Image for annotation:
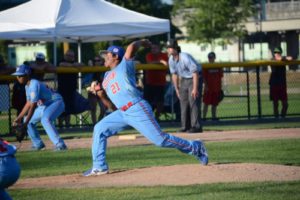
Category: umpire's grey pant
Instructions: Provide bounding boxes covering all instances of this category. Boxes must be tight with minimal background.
[179,77,203,129]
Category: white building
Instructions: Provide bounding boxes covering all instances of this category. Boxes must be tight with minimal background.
[172,0,300,66]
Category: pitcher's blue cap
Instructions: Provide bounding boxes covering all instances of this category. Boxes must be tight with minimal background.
[101,45,125,59]
[11,64,31,76]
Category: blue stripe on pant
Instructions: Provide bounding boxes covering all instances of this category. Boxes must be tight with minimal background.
[92,99,198,170]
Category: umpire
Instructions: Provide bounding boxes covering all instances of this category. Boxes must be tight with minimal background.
[167,39,203,133]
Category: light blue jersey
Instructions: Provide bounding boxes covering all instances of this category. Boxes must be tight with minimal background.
[89,55,208,172]
[169,52,202,78]
[102,58,142,108]
[25,79,66,150]
[25,79,62,106]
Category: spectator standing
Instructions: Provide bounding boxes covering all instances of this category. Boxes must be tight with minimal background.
[202,52,223,121]
[167,39,203,133]
[269,47,292,118]
[144,43,168,120]
[11,64,67,150]
[82,56,104,87]
[57,49,89,127]
[30,52,55,81]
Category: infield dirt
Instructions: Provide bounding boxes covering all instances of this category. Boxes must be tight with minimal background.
[12,128,300,188]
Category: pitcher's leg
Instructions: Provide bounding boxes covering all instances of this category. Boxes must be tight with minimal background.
[41,100,66,148]
[130,101,198,155]
[92,110,127,170]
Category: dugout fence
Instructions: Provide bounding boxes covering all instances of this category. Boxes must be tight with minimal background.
[0,60,299,135]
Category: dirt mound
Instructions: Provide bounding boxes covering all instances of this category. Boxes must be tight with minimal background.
[11,128,300,189]
[13,163,300,189]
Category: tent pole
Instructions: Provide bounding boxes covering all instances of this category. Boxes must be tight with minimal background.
[53,37,58,89]
[77,39,83,126]
[167,32,175,121]
[53,37,57,66]
[77,39,82,94]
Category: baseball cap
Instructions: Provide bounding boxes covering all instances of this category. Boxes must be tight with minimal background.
[166,39,179,49]
[100,45,125,59]
[11,64,32,76]
[273,47,282,54]
[208,52,216,59]
[35,52,45,60]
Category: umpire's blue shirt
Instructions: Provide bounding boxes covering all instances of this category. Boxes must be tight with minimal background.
[168,52,202,78]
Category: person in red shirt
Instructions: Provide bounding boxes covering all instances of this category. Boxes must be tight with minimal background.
[144,43,168,120]
[202,52,223,121]
[269,47,292,118]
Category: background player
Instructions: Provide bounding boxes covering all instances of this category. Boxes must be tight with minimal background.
[83,39,208,177]
[269,47,292,118]
[144,43,168,120]
[202,52,223,121]
[12,64,67,151]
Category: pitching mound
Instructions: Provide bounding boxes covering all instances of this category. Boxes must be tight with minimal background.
[13,163,300,189]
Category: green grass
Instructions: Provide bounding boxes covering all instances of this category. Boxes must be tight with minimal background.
[16,138,300,178]
[9,181,300,200]
[215,93,300,118]
[6,134,300,199]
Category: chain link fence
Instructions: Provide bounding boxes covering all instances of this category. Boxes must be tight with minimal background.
[1,63,299,135]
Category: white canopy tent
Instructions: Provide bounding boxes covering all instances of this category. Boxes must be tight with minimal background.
[0,0,173,122]
[0,0,170,64]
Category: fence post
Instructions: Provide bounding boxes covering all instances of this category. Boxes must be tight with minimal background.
[8,86,12,134]
[256,66,262,118]
[246,71,251,119]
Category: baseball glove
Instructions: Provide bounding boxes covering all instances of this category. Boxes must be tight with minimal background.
[12,124,27,143]
[86,81,101,94]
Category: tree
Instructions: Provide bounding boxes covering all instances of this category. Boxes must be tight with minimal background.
[95,0,178,63]
[173,0,255,47]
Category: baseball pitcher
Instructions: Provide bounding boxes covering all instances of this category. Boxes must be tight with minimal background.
[83,39,209,176]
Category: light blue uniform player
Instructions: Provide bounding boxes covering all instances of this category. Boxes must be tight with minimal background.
[0,139,21,200]
[83,39,208,176]
[12,64,67,150]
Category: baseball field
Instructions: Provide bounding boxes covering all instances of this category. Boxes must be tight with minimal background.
[6,124,300,200]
